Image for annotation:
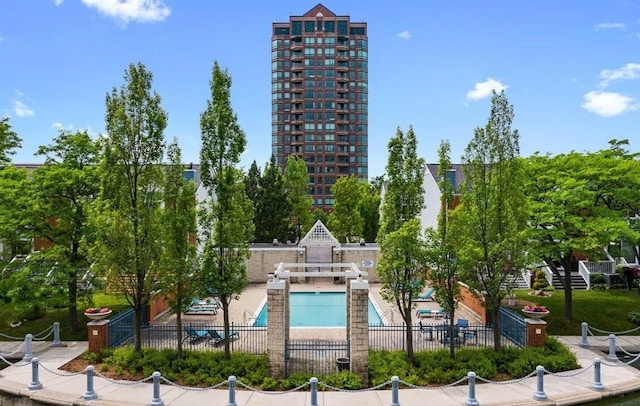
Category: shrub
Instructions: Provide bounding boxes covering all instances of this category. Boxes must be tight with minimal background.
[321,371,362,390]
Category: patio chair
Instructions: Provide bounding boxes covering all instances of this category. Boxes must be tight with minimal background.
[441,325,462,345]
[413,288,435,301]
[457,318,477,343]
[183,327,210,343]
[206,329,239,346]
[418,321,433,341]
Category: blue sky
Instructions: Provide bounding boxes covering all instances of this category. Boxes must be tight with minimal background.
[1,1,639,178]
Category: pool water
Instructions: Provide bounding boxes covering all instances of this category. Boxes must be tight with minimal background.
[253,292,383,327]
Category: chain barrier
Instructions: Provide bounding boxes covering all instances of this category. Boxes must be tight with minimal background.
[0,340,25,359]
[236,379,310,394]
[398,376,468,389]
[617,345,640,358]
[159,376,229,391]
[32,325,54,341]
[318,380,391,392]
[588,324,640,336]
[543,364,593,378]
[476,369,537,385]
[93,369,154,385]
[39,362,85,377]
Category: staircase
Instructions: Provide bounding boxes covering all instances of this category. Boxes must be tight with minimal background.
[551,271,588,290]
[502,273,529,290]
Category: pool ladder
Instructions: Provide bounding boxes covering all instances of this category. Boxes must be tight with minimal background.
[243,309,258,325]
[379,308,395,323]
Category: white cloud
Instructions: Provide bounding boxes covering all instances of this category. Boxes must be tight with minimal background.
[53,0,64,6]
[14,100,34,117]
[81,0,170,25]
[599,63,640,87]
[581,91,638,117]
[594,22,625,31]
[397,30,411,40]
[466,78,508,101]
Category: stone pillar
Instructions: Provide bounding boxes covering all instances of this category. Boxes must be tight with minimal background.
[525,319,547,347]
[348,279,369,382]
[87,319,109,354]
[267,279,289,378]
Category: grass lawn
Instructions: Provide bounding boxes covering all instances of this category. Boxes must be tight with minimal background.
[0,292,130,341]
[511,288,640,336]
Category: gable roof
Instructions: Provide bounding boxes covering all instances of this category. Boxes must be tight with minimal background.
[303,3,337,18]
[298,220,340,247]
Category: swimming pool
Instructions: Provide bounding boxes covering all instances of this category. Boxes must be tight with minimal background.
[253,292,384,327]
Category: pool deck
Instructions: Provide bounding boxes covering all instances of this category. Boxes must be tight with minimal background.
[162,281,474,340]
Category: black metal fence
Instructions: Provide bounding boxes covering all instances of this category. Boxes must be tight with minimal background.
[369,321,522,351]
[114,322,267,354]
[285,340,350,376]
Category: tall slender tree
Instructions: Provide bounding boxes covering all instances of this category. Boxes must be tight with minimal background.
[457,90,527,351]
[159,139,196,358]
[30,130,101,332]
[255,157,290,242]
[0,117,21,168]
[89,62,167,352]
[424,140,463,359]
[328,175,365,242]
[284,155,312,243]
[199,61,254,359]
[376,125,425,363]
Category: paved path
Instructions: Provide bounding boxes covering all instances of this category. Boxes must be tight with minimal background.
[1,336,640,405]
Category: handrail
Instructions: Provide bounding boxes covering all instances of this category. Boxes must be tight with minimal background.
[578,261,591,290]
[379,308,395,323]
[243,309,258,325]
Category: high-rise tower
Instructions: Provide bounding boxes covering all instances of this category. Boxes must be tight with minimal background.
[271,3,368,210]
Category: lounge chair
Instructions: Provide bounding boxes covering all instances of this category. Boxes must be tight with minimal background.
[206,329,239,345]
[413,288,435,301]
[183,327,210,343]
[185,297,218,315]
[415,308,444,318]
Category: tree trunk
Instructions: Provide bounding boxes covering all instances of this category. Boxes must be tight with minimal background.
[492,306,502,351]
[448,309,456,359]
[134,302,143,353]
[222,295,231,360]
[67,274,79,332]
[176,313,183,358]
[404,310,414,363]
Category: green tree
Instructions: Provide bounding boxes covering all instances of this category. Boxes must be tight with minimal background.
[377,126,426,363]
[30,130,101,332]
[523,147,639,320]
[377,218,427,363]
[424,140,462,359]
[245,160,261,210]
[457,90,527,350]
[328,175,365,243]
[0,117,21,168]
[199,61,254,359]
[0,166,30,262]
[158,139,196,358]
[311,208,329,226]
[89,62,167,352]
[0,117,28,262]
[284,155,312,243]
[360,180,381,242]
[255,157,289,243]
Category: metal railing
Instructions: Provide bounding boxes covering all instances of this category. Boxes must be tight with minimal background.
[578,261,592,290]
[581,260,616,275]
[285,340,349,376]
[498,307,527,348]
[369,321,519,352]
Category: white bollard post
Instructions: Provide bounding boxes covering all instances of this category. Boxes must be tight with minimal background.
[591,358,604,391]
[149,371,164,406]
[28,357,43,390]
[466,371,479,406]
[51,322,62,347]
[533,365,547,401]
[607,334,618,361]
[22,334,34,362]
[83,365,98,400]
[227,375,237,406]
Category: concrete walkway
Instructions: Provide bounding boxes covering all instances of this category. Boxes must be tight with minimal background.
[1,336,640,405]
